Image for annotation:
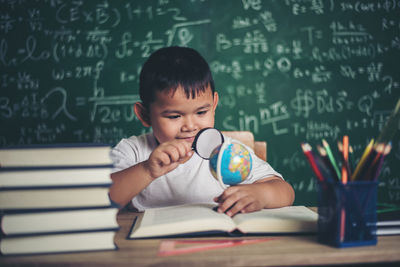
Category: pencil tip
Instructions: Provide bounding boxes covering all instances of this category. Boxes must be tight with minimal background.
[301,142,312,151]
[337,141,343,151]
[375,143,385,153]
[384,143,392,155]
[317,145,326,155]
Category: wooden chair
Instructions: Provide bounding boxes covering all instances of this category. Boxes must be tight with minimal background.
[221,131,267,161]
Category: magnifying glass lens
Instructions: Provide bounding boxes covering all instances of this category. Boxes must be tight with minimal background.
[192,128,224,159]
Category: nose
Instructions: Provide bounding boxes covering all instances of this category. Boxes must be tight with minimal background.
[182,115,197,132]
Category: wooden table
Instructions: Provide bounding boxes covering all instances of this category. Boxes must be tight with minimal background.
[1,210,400,266]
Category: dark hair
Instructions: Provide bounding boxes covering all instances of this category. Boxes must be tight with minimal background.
[139,46,215,109]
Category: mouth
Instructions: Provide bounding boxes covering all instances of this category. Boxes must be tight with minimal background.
[178,136,195,142]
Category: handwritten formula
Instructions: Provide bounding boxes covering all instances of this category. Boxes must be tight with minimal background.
[1,0,399,205]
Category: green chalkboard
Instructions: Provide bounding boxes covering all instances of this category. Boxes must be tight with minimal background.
[1,0,399,206]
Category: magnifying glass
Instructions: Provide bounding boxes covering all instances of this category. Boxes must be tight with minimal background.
[192,128,224,160]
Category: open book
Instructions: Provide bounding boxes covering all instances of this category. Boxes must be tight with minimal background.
[128,203,318,239]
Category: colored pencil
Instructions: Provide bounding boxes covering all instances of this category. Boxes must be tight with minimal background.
[356,143,381,181]
[341,136,349,184]
[322,139,341,180]
[363,143,385,181]
[340,206,346,243]
[301,143,324,182]
[337,141,351,183]
[372,143,392,181]
[351,139,374,181]
[348,145,355,175]
[316,145,339,181]
[339,136,350,243]
[376,98,400,144]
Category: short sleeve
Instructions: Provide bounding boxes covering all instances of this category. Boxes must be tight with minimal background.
[110,138,139,173]
[109,134,155,173]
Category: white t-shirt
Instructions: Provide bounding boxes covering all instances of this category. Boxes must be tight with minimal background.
[110,132,282,211]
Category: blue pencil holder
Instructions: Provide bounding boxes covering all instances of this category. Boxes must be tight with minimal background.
[317,181,378,248]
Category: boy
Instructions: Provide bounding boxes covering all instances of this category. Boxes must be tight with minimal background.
[109,46,294,217]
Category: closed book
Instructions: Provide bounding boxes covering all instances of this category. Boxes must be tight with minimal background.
[0,230,117,255]
[1,208,119,236]
[129,203,318,239]
[0,166,112,189]
[376,227,400,236]
[0,187,111,210]
[376,207,400,236]
[0,144,112,168]
[377,208,400,226]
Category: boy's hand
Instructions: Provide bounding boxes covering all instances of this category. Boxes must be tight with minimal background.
[213,184,265,217]
[144,139,193,180]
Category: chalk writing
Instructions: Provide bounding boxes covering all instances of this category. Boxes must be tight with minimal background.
[1,0,399,207]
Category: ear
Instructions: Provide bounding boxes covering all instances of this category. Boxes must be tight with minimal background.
[212,92,219,112]
[134,102,151,127]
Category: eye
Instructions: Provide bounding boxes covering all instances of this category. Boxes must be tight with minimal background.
[197,110,208,116]
[166,115,180,119]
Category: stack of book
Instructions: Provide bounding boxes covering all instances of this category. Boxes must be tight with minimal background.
[0,144,119,255]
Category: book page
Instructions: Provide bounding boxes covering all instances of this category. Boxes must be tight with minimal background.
[232,206,318,233]
[129,203,236,238]
[144,203,224,225]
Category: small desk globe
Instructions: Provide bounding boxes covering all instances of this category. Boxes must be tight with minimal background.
[209,141,252,188]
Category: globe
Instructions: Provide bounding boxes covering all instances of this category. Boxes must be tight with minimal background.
[209,141,252,187]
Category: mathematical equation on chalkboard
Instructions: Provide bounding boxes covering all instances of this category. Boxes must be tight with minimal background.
[1,0,399,205]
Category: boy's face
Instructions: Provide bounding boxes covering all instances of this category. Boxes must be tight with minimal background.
[140,86,218,144]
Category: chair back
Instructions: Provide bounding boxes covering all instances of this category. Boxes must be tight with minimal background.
[221,131,267,161]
